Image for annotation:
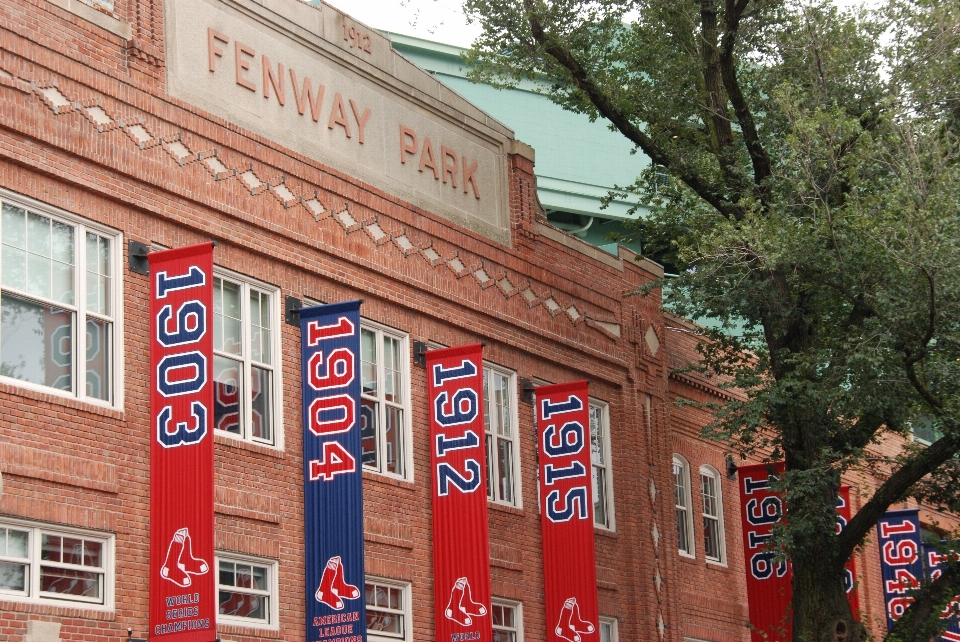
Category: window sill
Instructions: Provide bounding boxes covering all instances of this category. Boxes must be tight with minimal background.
[0,597,115,620]
[594,526,618,539]
[488,501,524,516]
[214,432,284,459]
[362,470,416,491]
[705,559,728,569]
[0,379,122,420]
[45,0,132,40]
[677,551,697,562]
[218,622,281,638]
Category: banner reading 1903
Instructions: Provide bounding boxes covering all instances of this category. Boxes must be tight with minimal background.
[536,381,600,642]
[149,243,216,641]
[300,301,367,642]
[426,344,493,642]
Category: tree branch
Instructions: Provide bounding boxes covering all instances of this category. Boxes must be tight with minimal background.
[886,560,960,642]
[837,428,960,562]
[522,1,746,220]
[719,0,773,203]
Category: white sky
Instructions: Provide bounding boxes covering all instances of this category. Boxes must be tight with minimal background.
[322,0,879,49]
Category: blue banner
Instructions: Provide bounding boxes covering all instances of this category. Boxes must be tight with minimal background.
[877,509,924,631]
[301,301,367,642]
[921,542,960,642]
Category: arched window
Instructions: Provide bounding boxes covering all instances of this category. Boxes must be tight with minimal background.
[672,455,695,557]
[699,465,726,563]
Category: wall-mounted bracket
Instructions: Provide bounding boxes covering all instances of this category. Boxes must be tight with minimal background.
[413,340,428,367]
[285,296,302,326]
[128,240,150,275]
[520,377,536,404]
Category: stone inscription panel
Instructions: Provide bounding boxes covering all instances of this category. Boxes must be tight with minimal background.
[164,0,510,244]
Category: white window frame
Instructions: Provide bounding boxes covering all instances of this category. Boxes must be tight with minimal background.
[599,616,619,642]
[590,399,615,531]
[673,454,695,558]
[0,518,115,610]
[491,598,523,641]
[484,362,521,508]
[365,576,411,642]
[700,465,726,565]
[212,267,283,449]
[359,318,413,481]
[215,552,279,630]
[0,189,123,409]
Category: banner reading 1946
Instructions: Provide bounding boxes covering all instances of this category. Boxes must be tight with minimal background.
[300,301,368,642]
[536,381,600,642]
[426,344,493,642]
[149,243,216,641]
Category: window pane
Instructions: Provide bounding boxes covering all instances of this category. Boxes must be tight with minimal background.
[367,609,401,634]
[493,631,516,642]
[41,535,61,562]
[486,438,494,499]
[1,245,26,291]
[61,537,83,565]
[1,295,73,391]
[701,474,718,517]
[704,516,719,559]
[40,567,102,600]
[251,365,272,443]
[214,278,242,356]
[483,370,491,431]
[252,565,268,591]
[600,622,613,642]
[593,465,607,526]
[26,251,51,299]
[590,406,604,465]
[83,540,102,567]
[361,398,379,468]
[85,318,111,401]
[250,291,271,365]
[219,591,266,620]
[361,328,377,395]
[0,561,26,592]
[390,587,401,610]
[673,462,686,508]
[214,356,242,434]
[676,507,688,552]
[383,336,400,403]
[7,529,28,558]
[51,221,73,266]
[27,212,50,258]
[498,439,514,504]
[495,374,510,437]
[220,561,235,586]
[384,405,402,476]
[2,204,26,249]
[85,233,109,315]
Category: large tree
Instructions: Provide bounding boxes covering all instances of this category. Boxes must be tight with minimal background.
[462,0,960,640]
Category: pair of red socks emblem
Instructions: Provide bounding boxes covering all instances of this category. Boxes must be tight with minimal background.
[315,556,361,610]
[160,528,209,588]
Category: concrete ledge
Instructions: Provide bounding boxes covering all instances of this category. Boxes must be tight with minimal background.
[45,0,132,40]
[536,222,624,271]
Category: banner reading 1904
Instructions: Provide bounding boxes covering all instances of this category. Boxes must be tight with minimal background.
[300,301,368,642]
[426,344,494,642]
[149,243,216,641]
[536,381,600,642]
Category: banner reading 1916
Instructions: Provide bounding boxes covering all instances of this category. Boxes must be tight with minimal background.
[536,381,600,642]
[149,243,216,641]
[740,464,860,642]
[426,344,494,642]
[300,301,368,642]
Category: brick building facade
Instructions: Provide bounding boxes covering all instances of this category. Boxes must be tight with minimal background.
[0,1,953,642]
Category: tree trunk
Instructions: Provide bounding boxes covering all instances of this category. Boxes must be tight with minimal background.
[790,549,862,642]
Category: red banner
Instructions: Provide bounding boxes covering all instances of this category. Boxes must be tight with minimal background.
[536,381,600,642]
[426,344,493,642]
[739,464,860,641]
[149,244,216,641]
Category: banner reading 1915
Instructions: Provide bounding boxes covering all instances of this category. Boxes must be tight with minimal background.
[149,243,216,641]
[426,344,493,642]
[536,381,600,642]
[300,301,368,642]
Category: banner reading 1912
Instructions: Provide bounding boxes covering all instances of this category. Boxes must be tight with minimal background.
[426,344,493,642]
[149,243,216,641]
[536,381,600,642]
[300,301,367,642]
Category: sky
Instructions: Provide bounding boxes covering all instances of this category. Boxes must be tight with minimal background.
[321,0,880,49]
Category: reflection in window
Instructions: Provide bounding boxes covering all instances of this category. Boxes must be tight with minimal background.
[360,324,407,478]
[365,579,406,639]
[0,201,115,402]
[217,557,273,624]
